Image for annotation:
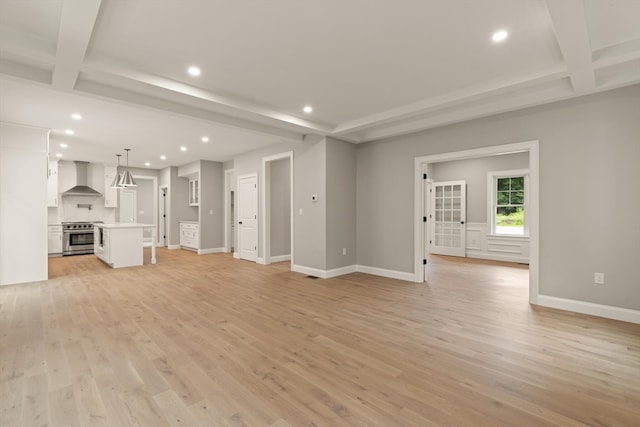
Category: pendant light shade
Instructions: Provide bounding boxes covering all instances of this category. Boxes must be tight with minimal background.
[119,148,137,187]
[111,154,123,188]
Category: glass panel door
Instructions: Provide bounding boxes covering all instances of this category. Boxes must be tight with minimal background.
[430,180,466,257]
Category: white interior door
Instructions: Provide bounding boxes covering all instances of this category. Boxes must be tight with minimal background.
[237,174,258,261]
[430,180,466,257]
[119,189,137,223]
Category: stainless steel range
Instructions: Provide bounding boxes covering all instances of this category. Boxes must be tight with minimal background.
[62,222,95,255]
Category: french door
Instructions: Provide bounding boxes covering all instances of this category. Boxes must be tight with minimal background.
[430,180,466,257]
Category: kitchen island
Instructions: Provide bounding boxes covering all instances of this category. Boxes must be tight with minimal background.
[94,223,156,268]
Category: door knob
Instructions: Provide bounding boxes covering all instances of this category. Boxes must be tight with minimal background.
[239,221,243,224]
[461,221,465,224]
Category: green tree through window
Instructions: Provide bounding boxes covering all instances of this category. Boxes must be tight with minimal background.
[496,176,524,235]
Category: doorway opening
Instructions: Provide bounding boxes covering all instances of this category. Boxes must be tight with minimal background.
[224,169,236,253]
[159,186,167,247]
[261,151,294,268]
[414,140,539,304]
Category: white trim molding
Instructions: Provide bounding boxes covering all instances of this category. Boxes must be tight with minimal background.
[167,244,181,250]
[536,295,640,325]
[356,265,416,282]
[198,247,225,255]
[270,254,291,263]
[233,252,240,259]
[292,264,414,282]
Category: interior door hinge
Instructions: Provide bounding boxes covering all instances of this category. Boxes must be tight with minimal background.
[423,216,427,222]
[423,259,427,265]
[423,173,427,179]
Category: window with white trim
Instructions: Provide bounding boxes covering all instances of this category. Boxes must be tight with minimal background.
[488,169,529,236]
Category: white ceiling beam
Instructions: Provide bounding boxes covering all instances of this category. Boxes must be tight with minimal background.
[80,57,333,135]
[545,0,595,93]
[51,0,101,89]
[593,38,640,69]
[74,79,305,143]
[332,67,567,136]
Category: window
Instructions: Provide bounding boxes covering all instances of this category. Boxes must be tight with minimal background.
[488,170,529,236]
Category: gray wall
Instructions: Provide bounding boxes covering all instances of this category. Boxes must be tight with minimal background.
[269,157,291,257]
[356,84,640,310]
[326,137,357,269]
[294,135,327,270]
[431,152,529,223]
[200,160,224,249]
[135,178,154,238]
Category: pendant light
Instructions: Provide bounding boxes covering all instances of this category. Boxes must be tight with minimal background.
[118,148,137,187]
[111,154,123,188]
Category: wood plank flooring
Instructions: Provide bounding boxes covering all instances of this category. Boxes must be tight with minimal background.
[1,249,639,426]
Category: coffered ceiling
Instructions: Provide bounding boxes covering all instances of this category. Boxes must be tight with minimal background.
[1,0,639,168]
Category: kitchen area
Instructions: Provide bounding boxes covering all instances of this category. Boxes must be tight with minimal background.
[48,159,156,268]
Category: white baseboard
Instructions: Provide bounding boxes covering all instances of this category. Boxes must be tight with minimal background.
[167,244,181,250]
[269,254,291,263]
[291,263,413,282]
[257,257,266,265]
[466,252,529,264]
[198,247,225,255]
[292,264,329,278]
[536,295,640,324]
[233,252,240,259]
[327,265,357,278]
[356,265,415,282]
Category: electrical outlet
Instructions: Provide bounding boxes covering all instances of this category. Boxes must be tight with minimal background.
[594,272,605,285]
[342,248,347,256]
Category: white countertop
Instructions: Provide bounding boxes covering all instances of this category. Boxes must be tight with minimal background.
[95,222,155,229]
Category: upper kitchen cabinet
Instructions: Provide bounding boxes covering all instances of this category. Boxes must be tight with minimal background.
[178,162,200,207]
[47,160,58,207]
[104,166,118,207]
[189,178,199,206]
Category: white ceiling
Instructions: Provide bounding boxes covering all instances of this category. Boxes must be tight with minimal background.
[1,0,639,168]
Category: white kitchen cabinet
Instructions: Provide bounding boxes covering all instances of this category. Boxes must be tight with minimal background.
[48,225,62,255]
[104,165,118,207]
[95,226,111,265]
[189,179,199,206]
[47,160,58,207]
[180,222,199,250]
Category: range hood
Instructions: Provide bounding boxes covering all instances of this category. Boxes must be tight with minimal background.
[61,161,103,197]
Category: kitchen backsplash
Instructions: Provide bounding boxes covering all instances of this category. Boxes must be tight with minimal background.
[48,195,116,224]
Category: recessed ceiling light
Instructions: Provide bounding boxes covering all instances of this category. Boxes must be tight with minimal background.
[180,146,187,152]
[60,143,68,148]
[160,155,166,160]
[492,30,508,43]
[145,162,150,166]
[55,153,62,157]
[71,113,82,120]
[303,105,313,113]
[201,136,209,143]
[65,129,74,135]
[188,66,201,76]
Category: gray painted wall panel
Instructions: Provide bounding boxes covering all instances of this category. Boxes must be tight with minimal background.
[326,137,357,269]
[200,160,224,249]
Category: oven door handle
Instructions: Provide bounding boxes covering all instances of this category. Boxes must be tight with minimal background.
[64,229,94,234]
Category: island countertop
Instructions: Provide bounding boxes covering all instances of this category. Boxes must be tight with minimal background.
[95,223,155,229]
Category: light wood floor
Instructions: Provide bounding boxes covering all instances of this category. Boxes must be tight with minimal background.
[1,249,639,426]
